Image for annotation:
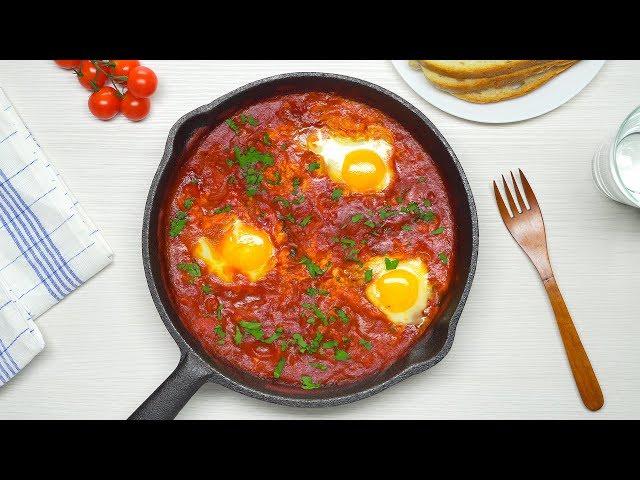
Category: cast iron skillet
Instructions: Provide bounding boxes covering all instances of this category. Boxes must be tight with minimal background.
[129,73,479,420]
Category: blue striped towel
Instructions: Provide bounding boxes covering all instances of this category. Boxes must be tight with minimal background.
[0,87,113,386]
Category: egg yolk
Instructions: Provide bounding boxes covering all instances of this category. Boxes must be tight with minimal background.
[374,269,419,313]
[221,225,273,276]
[342,149,386,192]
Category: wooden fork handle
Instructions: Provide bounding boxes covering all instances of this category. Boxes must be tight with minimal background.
[543,276,604,411]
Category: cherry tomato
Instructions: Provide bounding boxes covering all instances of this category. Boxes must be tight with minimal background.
[127,66,158,98]
[110,60,140,78]
[88,87,121,120]
[120,92,150,121]
[77,60,107,91]
[55,60,81,69]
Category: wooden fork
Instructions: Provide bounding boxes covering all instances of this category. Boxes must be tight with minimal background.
[494,169,604,411]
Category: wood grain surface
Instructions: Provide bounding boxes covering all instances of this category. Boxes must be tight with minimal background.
[0,60,638,419]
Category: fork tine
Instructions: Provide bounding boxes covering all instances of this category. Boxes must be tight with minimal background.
[510,171,526,210]
[493,180,512,220]
[502,175,520,215]
[518,169,539,211]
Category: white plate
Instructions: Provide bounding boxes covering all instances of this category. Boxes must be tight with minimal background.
[392,60,606,124]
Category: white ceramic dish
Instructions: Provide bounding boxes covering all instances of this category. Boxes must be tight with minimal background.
[391,60,606,124]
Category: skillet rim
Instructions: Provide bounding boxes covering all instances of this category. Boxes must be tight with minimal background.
[142,72,479,408]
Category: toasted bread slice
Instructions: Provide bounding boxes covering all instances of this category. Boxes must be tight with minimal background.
[421,60,577,93]
[451,63,575,103]
[419,60,546,79]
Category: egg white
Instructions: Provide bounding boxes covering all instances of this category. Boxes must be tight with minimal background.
[306,129,394,193]
[364,257,431,325]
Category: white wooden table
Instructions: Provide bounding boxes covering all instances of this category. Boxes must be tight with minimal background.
[0,60,638,419]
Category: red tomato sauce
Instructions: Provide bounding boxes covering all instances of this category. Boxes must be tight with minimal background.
[161,92,456,389]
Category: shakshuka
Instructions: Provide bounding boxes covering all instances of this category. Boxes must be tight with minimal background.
[161,92,456,390]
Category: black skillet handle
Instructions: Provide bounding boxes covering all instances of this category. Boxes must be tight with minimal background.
[129,352,213,420]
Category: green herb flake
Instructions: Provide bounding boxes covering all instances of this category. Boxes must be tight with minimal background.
[402,225,413,231]
[384,257,399,270]
[177,262,201,278]
[202,284,213,295]
[334,349,350,361]
[322,340,338,349]
[300,256,327,278]
[300,375,320,390]
[225,118,239,134]
[306,287,329,297]
[308,161,320,172]
[302,303,327,324]
[438,252,449,265]
[169,211,188,237]
[263,327,284,344]
[310,362,328,371]
[292,177,301,194]
[364,220,376,228]
[292,333,308,352]
[335,308,350,324]
[281,143,288,150]
[212,204,232,214]
[298,215,312,227]
[262,133,272,146]
[226,158,234,167]
[431,226,445,235]
[331,188,343,201]
[216,303,223,320]
[364,269,373,283]
[266,171,282,185]
[274,196,291,207]
[423,199,432,207]
[233,326,243,345]
[214,325,226,342]
[351,213,364,223]
[247,115,258,126]
[359,338,373,350]
[183,197,194,210]
[379,207,398,220]
[419,210,436,222]
[273,357,286,379]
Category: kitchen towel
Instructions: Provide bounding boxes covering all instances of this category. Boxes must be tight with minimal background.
[0,86,113,386]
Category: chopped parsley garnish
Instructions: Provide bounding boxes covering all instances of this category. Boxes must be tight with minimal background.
[169,211,188,237]
[339,237,356,248]
[351,213,364,223]
[273,357,286,379]
[322,340,338,349]
[292,333,308,352]
[298,215,312,227]
[239,320,263,340]
[308,161,320,172]
[364,220,376,228]
[438,252,449,265]
[226,158,235,167]
[310,362,328,371]
[202,284,212,295]
[331,188,343,201]
[300,256,328,278]
[306,287,329,297]
[292,177,301,194]
[214,325,226,342]
[266,171,282,185]
[274,196,291,207]
[212,204,232,214]
[419,210,436,222]
[302,303,327,325]
[282,213,296,223]
[233,146,274,196]
[183,197,194,210]
[263,327,284,344]
[300,376,320,390]
[233,326,243,345]
[431,226,445,235]
[177,262,201,278]
[334,349,349,361]
[309,331,323,353]
[364,269,373,283]
[225,118,239,134]
[400,202,420,214]
[262,133,271,146]
[402,225,413,231]
[335,308,350,324]
[216,303,223,320]
[292,194,305,205]
[247,115,258,126]
[359,338,373,350]
[379,207,398,220]
[385,257,399,270]
[423,199,432,207]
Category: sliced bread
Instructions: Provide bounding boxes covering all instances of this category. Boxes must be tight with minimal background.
[450,63,575,103]
[419,60,546,79]
[421,60,577,93]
